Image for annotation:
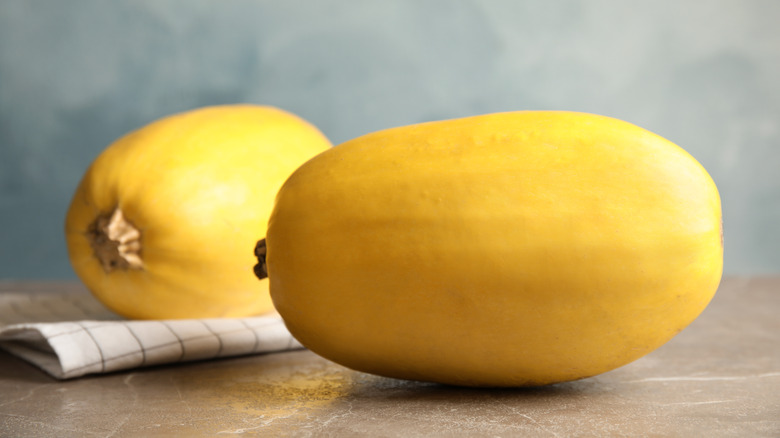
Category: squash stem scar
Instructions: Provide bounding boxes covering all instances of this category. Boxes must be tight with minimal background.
[86,207,144,272]
[254,239,268,280]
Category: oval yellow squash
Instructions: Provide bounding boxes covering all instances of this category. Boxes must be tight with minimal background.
[261,111,723,387]
[66,105,331,319]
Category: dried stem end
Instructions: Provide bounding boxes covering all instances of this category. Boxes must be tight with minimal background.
[87,207,144,272]
[254,239,268,280]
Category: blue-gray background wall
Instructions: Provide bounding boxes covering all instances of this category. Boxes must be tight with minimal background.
[1,0,778,279]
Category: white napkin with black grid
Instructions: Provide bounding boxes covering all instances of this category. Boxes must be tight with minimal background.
[0,287,302,379]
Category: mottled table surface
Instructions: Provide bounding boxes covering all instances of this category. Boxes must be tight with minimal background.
[1,277,778,437]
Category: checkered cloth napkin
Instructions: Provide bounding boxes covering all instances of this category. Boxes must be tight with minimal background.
[0,287,302,379]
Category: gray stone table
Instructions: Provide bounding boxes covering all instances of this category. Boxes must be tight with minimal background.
[0,277,778,437]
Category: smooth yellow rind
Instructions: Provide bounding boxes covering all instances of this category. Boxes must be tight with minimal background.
[267,111,723,387]
[65,105,331,319]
